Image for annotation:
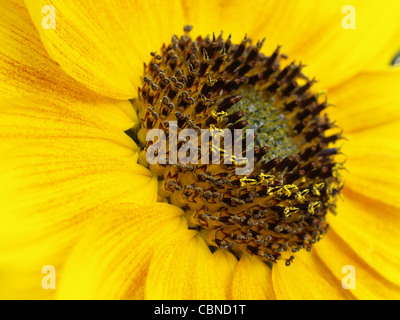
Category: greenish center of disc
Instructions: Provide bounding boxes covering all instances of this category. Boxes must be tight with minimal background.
[231,87,299,161]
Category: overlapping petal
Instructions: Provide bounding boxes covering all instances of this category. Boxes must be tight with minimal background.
[24,0,187,99]
[272,250,353,300]
[185,0,400,90]
[342,121,400,208]
[0,0,158,299]
[145,230,227,299]
[212,249,238,298]
[24,0,400,99]
[229,253,275,300]
[326,192,400,289]
[315,229,400,299]
[57,203,183,299]
[0,0,137,130]
[328,69,400,133]
[0,94,157,299]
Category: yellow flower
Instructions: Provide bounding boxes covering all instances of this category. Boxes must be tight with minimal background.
[1,0,400,300]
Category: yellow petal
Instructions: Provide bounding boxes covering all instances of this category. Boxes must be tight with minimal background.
[182,0,400,89]
[328,69,400,133]
[290,0,400,89]
[145,231,226,299]
[315,229,400,299]
[213,249,238,298]
[24,0,400,98]
[329,192,400,288]
[0,96,157,299]
[0,0,137,130]
[272,250,353,300]
[342,121,400,208]
[229,253,275,300]
[24,0,186,99]
[56,203,184,299]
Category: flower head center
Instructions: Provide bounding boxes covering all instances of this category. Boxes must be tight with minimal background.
[131,26,344,266]
[231,87,300,160]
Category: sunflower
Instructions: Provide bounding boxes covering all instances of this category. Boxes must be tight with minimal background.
[1,0,400,300]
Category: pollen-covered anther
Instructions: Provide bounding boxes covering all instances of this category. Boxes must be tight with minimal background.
[133,26,345,266]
